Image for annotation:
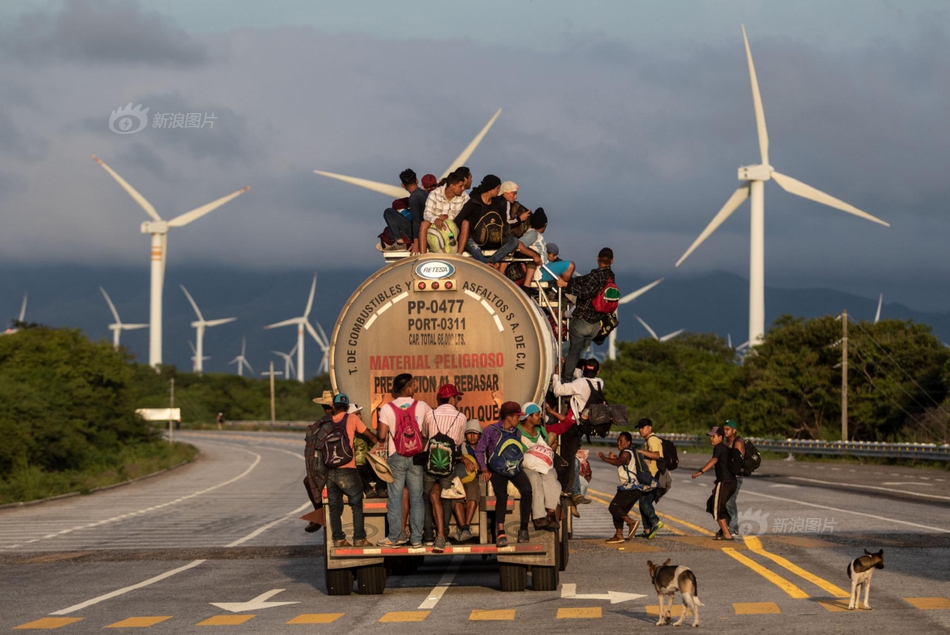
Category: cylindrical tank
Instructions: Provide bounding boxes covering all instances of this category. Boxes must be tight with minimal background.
[330,254,557,423]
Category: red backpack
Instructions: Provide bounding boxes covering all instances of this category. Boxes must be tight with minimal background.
[591,276,620,314]
[388,401,424,457]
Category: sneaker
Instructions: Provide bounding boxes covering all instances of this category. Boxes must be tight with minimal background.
[457,528,473,543]
[647,521,665,540]
[353,539,372,547]
[333,539,351,547]
[376,537,397,547]
[626,520,641,541]
[496,533,508,548]
[410,540,424,549]
[577,496,592,505]
[395,529,409,546]
[432,537,446,553]
[605,535,625,544]
[304,521,321,533]
[517,529,530,543]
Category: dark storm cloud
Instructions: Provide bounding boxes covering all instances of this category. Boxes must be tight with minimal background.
[1,0,208,67]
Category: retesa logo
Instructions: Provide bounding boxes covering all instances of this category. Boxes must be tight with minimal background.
[416,261,455,279]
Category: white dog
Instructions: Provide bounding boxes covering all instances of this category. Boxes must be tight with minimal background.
[847,549,884,610]
[647,559,704,627]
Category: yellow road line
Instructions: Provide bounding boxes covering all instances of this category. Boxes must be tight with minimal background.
[379,611,429,623]
[743,536,849,598]
[904,597,950,610]
[106,617,173,628]
[583,491,685,536]
[197,615,255,626]
[469,609,516,620]
[721,548,809,599]
[587,489,692,536]
[13,618,84,630]
[733,601,781,614]
[656,511,715,537]
[556,607,602,619]
[286,614,344,624]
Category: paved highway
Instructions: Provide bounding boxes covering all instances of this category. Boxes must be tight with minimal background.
[1,430,947,633]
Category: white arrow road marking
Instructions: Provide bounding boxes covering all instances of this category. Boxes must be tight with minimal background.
[561,583,647,604]
[212,589,300,613]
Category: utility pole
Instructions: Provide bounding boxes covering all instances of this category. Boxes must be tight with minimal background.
[168,377,175,444]
[261,362,280,426]
[841,309,848,442]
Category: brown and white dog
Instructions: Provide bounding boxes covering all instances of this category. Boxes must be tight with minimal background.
[647,559,704,627]
[847,549,884,610]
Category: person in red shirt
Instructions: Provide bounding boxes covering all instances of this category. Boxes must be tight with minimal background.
[326,393,378,547]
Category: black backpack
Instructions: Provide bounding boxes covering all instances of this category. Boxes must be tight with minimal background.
[579,380,613,440]
[472,206,505,248]
[727,438,760,476]
[659,437,679,471]
[322,415,354,469]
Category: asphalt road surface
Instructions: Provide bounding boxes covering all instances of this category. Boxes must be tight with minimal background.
[1,430,947,634]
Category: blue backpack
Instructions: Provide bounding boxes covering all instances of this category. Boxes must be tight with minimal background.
[488,425,524,477]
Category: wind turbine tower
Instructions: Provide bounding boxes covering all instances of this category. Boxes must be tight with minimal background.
[180,285,236,374]
[674,26,889,347]
[92,155,249,368]
[100,287,148,350]
[264,273,323,383]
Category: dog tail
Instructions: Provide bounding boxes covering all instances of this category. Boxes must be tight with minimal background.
[685,570,703,605]
[846,561,853,580]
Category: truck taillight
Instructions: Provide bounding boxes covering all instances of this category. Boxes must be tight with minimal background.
[444,281,453,289]
[418,282,426,290]
[414,278,457,292]
[432,282,440,289]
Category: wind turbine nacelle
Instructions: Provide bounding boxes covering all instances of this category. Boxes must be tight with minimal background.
[738,165,772,182]
[141,220,168,234]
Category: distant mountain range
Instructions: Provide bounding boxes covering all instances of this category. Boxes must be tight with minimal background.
[2,263,948,376]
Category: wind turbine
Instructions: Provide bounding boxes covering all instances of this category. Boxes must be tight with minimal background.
[230,337,254,377]
[180,285,236,374]
[264,273,323,382]
[634,315,685,343]
[189,340,210,370]
[314,110,502,199]
[607,278,664,360]
[272,342,298,380]
[874,293,883,324]
[314,321,330,375]
[92,154,250,368]
[3,293,28,335]
[100,287,148,350]
[673,26,889,347]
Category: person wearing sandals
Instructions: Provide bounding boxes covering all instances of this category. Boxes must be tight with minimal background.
[692,426,737,541]
[598,431,642,544]
[475,401,533,547]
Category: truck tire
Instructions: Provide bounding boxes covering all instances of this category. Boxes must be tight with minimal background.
[532,565,559,591]
[499,563,527,592]
[356,564,387,595]
[324,540,353,595]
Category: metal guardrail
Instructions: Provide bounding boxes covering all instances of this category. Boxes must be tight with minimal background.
[588,432,950,461]
[225,421,311,430]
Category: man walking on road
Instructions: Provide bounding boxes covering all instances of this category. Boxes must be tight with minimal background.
[634,418,665,539]
[722,420,745,537]
[692,425,737,541]
[598,431,641,543]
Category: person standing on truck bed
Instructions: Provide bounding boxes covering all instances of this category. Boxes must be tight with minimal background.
[475,401,533,547]
[551,358,604,502]
[555,247,615,381]
[325,394,379,548]
[303,391,335,533]
[423,383,468,553]
[376,373,436,548]
[419,170,469,255]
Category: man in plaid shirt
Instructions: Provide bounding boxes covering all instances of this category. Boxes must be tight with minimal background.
[555,247,615,381]
[419,171,470,254]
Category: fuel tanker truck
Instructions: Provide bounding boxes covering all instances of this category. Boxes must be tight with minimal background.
[321,253,570,594]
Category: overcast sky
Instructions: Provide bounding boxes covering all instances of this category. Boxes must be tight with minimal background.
[1,0,948,310]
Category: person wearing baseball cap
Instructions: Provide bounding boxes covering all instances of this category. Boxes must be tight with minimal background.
[474,401,533,546]
[425,383,468,552]
[518,402,560,531]
[721,420,746,538]
[452,419,484,543]
[633,418,665,539]
[539,241,576,284]
[421,173,438,192]
[303,391,336,533]
[692,425,737,540]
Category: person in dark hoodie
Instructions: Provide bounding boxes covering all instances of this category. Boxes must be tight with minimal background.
[455,174,521,264]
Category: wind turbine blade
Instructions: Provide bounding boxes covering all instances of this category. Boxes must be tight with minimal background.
[179,284,204,321]
[100,287,121,323]
[440,109,502,179]
[205,317,236,327]
[736,341,750,351]
[619,278,663,304]
[634,314,659,341]
[189,340,197,354]
[741,25,769,165]
[241,336,247,356]
[92,155,162,222]
[18,293,27,322]
[303,272,317,318]
[167,186,250,228]
[675,184,750,267]
[875,293,882,324]
[770,171,890,227]
[316,322,330,348]
[727,333,733,348]
[305,321,324,347]
[122,324,149,330]
[244,359,254,374]
[264,318,300,330]
[289,342,298,356]
[660,329,686,342]
[313,170,406,199]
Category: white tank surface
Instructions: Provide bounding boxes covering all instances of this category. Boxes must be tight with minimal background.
[330,254,557,423]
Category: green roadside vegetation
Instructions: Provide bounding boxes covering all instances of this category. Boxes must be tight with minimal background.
[2,313,947,505]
